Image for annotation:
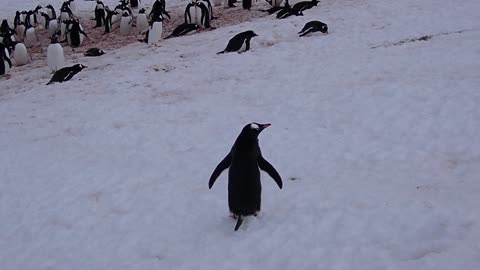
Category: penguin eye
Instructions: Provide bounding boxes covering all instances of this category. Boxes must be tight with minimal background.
[250,123,259,130]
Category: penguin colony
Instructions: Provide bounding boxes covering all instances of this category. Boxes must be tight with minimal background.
[0,0,326,230]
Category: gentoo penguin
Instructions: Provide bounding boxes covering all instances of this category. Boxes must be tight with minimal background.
[243,0,252,10]
[45,4,57,20]
[276,6,303,19]
[195,1,211,28]
[0,33,16,54]
[48,18,59,38]
[47,37,65,73]
[136,8,149,34]
[165,23,199,39]
[292,0,319,12]
[83,48,105,57]
[104,7,117,33]
[0,43,12,76]
[130,0,140,8]
[119,10,133,36]
[12,42,29,66]
[150,0,170,20]
[298,21,328,37]
[59,2,74,22]
[260,0,288,14]
[94,1,106,28]
[0,20,16,37]
[208,123,282,231]
[46,64,86,85]
[184,1,197,25]
[217,30,258,54]
[147,14,163,46]
[38,12,51,29]
[66,20,87,47]
[23,22,39,48]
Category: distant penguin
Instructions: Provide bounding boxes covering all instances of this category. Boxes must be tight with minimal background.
[136,8,148,34]
[60,18,73,41]
[60,2,73,21]
[15,22,26,40]
[12,43,29,66]
[47,37,65,73]
[165,23,199,39]
[38,12,50,29]
[195,1,211,28]
[48,19,59,37]
[66,20,87,47]
[217,30,258,54]
[23,23,39,48]
[130,0,140,8]
[208,123,282,231]
[46,64,86,85]
[276,7,303,19]
[292,0,319,12]
[0,19,15,37]
[83,47,105,57]
[1,43,12,75]
[298,20,328,37]
[104,8,117,33]
[147,15,163,46]
[184,1,197,25]
[33,5,43,24]
[46,4,57,19]
[94,1,106,28]
[243,0,252,10]
[150,0,170,20]
[119,10,132,35]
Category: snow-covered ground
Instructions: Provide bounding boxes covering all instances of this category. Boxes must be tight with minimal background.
[1,0,480,269]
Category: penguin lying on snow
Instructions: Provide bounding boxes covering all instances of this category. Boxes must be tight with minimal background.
[209,123,282,231]
[292,0,319,13]
[84,48,105,56]
[165,23,199,39]
[46,64,86,85]
[0,43,13,76]
[276,6,303,19]
[298,21,328,37]
[217,30,258,54]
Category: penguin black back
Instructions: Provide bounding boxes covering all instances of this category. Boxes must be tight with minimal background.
[299,20,328,37]
[209,123,282,231]
[292,0,319,13]
[46,64,86,85]
[166,23,199,39]
[217,30,258,54]
[0,43,13,76]
[84,47,105,56]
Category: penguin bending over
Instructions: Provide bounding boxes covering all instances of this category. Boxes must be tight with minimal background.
[292,0,319,13]
[94,1,106,28]
[165,23,199,39]
[217,30,258,54]
[298,21,328,37]
[84,48,105,57]
[276,6,303,19]
[209,123,282,231]
[46,64,86,85]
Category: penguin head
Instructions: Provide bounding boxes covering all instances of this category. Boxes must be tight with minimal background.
[240,123,271,139]
[245,30,258,38]
[321,24,328,34]
[73,64,87,71]
[139,8,146,13]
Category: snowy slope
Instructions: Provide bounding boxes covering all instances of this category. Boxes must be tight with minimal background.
[1,0,480,269]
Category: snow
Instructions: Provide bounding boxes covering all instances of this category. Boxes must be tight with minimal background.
[1,0,480,269]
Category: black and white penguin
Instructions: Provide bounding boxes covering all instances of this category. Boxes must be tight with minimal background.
[94,1,106,28]
[47,36,65,72]
[45,4,57,20]
[60,18,74,41]
[0,43,12,76]
[208,123,282,231]
[184,1,197,25]
[119,10,133,35]
[298,20,328,37]
[66,20,87,47]
[147,14,163,46]
[33,5,43,25]
[217,30,258,54]
[83,47,105,57]
[195,0,211,28]
[48,18,59,38]
[38,12,51,29]
[130,0,140,8]
[0,32,16,54]
[292,0,319,13]
[150,0,170,20]
[270,0,284,7]
[243,0,252,10]
[136,8,149,34]
[59,2,74,22]
[276,6,303,19]
[0,20,16,38]
[46,64,86,85]
[165,23,199,39]
[23,22,39,48]
[12,42,29,66]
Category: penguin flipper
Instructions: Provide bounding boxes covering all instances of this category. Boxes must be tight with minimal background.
[208,153,231,189]
[234,215,243,231]
[258,156,283,189]
[5,57,12,69]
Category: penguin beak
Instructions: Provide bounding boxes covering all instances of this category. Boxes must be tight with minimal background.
[260,123,271,130]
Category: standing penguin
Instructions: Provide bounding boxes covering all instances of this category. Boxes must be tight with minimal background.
[12,42,29,66]
[23,22,39,48]
[147,14,163,46]
[243,0,252,10]
[48,18,59,38]
[136,8,149,34]
[45,4,57,20]
[47,36,65,73]
[209,123,282,231]
[119,10,133,36]
[0,43,12,76]
[195,1,211,28]
[298,20,328,37]
[184,1,197,25]
[217,30,258,54]
[66,20,88,47]
[94,1,106,28]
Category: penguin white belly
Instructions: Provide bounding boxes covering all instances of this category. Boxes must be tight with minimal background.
[38,16,46,29]
[13,43,29,66]
[48,20,58,37]
[136,14,148,34]
[60,22,68,40]
[119,17,132,35]
[238,39,248,53]
[47,44,65,72]
[60,12,70,22]
[15,25,25,39]
[24,28,37,48]
[148,21,163,46]
[47,10,53,19]
[272,0,284,7]
[194,6,202,26]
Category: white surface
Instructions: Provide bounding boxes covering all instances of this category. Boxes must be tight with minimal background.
[1,0,480,270]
